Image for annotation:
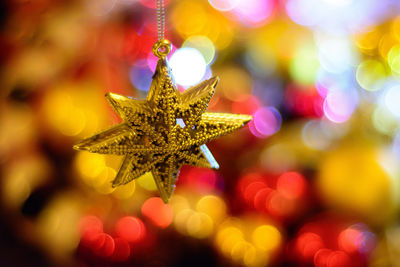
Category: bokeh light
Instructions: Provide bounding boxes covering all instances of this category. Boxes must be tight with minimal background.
[79,215,104,248]
[276,172,306,199]
[94,233,115,257]
[286,0,387,32]
[338,227,364,253]
[172,0,233,49]
[384,84,400,117]
[137,172,158,191]
[302,120,332,150]
[252,225,281,251]
[318,146,396,223]
[196,195,226,223]
[249,107,281,138]
[115,216,146,242]
[372,104,399,135]
[323,89,358,123]
[296,232,325,260]
[217,65,252,101]
[141,197,173,228]
[356,59,386,91]
[208,0,240,12]
[169,48,207,87]
[182,35,216,65]
[289,44,319,85]
[215,217,280,266]
[316,33,357,74]
[388,45,400,75]
[129,64,153,92]
[230,0,275,27]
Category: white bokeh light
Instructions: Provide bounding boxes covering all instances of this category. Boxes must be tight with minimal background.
[286,0,387,33]
[209,0,240,11]
[169,48,206,87]
[384,85,400,117]
[323,89,358,123]
[315,33,357,74]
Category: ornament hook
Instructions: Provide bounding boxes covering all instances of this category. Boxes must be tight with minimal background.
[152,39,172,58]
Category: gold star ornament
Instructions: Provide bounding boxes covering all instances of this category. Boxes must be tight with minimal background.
[74,39,252,203]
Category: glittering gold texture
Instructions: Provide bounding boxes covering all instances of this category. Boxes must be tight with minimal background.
[74,58,252,203]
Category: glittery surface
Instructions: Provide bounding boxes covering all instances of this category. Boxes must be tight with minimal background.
[74,59,252,203]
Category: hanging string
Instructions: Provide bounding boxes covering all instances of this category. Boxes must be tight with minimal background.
[152,0,170,58]
[156,0,165,40]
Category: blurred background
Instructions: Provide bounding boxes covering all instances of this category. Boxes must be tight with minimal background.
[1,0,400,266]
